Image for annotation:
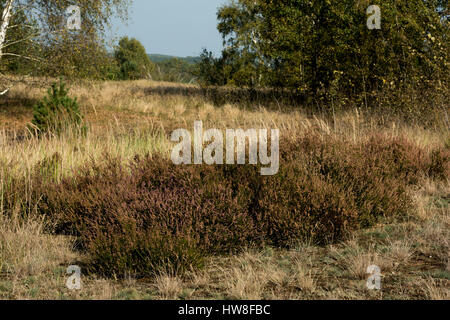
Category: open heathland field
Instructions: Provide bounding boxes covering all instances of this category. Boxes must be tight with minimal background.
[0,79,448,300]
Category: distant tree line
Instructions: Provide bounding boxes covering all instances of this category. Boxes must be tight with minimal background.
[196,0,449,100]
[108,38,200,82]
[2,0,448,101]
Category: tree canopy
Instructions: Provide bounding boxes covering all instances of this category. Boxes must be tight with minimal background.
[198,0,449,97]
[114,36,154,80]
[1,0,130,82]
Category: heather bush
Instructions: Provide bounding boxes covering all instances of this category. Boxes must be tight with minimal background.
[39,155,257,276]
[257,170,359,245]
[256,134,426,244]
[36,132,448,277]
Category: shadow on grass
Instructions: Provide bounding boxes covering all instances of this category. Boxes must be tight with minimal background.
[139,85,313,113]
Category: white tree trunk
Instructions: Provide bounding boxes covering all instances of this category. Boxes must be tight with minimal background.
[0,0,14,95]
[0,0,15,61]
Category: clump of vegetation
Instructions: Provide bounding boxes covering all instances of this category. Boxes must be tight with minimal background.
[114,37,154,80]
[35,131,448,277]
[0,0,131,81]
[29,81,86,136]
[38,155,256,276]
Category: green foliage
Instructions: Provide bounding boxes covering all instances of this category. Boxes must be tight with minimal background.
[41,37,120,80]
[260,0,448,94]
[30,80,86,136]
[196,49,228,86]
[196,48,260,87]
[114,37,154,80]
[201,0,449,100]
[0,0,130,80]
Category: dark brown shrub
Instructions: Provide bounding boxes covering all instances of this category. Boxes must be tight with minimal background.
[257,168,359,246]
[36,131,447,277]
[255,134,420,245]
[39,155,257,276]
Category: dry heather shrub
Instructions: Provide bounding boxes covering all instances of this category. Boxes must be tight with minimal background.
[283,133,449,226]
[257,171,359,246]
[39,155,257,276]
[35,131,447,277]
[256,134,424,246]
[428,149,450,181]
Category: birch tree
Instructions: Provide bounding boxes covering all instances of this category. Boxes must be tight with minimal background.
[0,0,130,94]
[0,0,14,95]
[0,0,13,60]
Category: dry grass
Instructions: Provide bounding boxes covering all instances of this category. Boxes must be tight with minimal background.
[220,252,271,300]
[0,214,74,278]
[153,273,184,300]
[290,258,317,294]
[0,79,448,300]
[0,214,78,299]
[5,78,449,139]
[0,126,170,181]
[421,277,450,300]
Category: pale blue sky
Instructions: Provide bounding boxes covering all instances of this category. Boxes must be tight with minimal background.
[111,0,228,57]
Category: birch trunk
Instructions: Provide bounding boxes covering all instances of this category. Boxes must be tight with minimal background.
[0,0,15,61]
[0,0,14,95]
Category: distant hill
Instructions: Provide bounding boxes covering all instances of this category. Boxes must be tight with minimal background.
[148,54,199,83]
[148,54,201,65]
